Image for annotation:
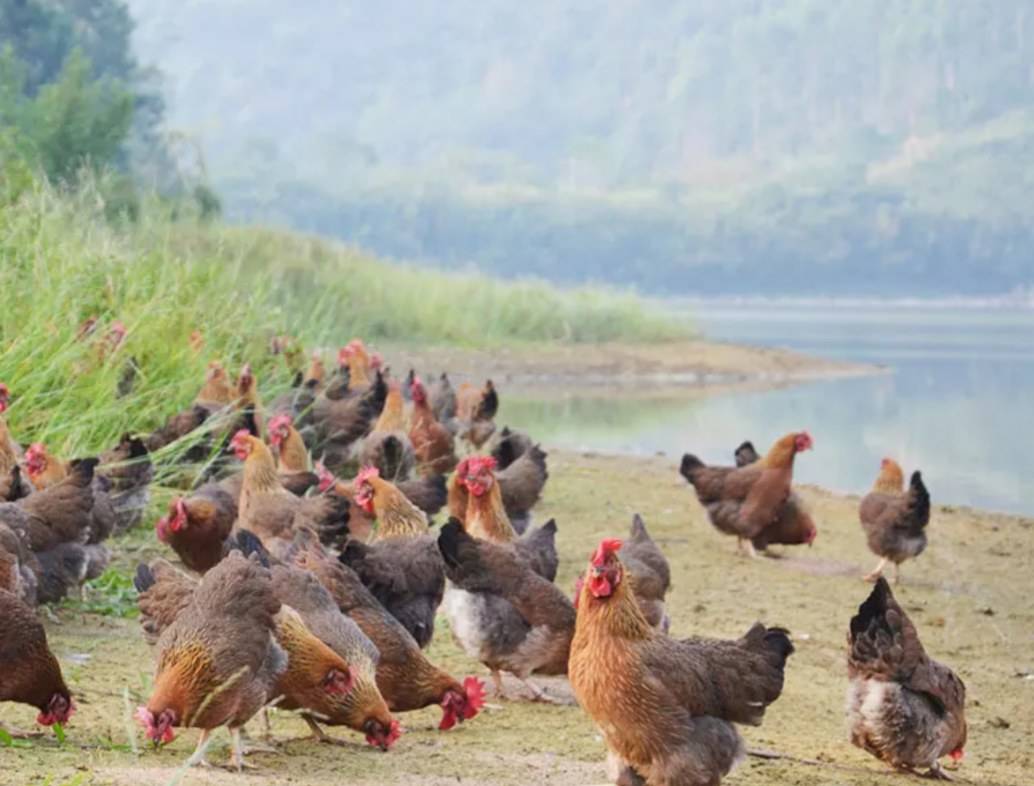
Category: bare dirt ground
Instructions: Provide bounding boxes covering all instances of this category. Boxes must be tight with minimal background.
[4,447,1031,786]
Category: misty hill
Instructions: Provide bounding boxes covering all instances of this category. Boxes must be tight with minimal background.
[128,1,1034,296]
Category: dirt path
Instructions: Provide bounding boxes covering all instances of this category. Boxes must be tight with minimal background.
[5,448,1030,786]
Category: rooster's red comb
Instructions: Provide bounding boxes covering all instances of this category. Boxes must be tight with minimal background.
[464,455,497,475]
[591,538,623,567]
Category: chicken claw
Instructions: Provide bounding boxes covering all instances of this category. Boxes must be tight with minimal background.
[229,727,258,771]
[924,763,954,781]
[521,679,560,704]
[863,558,888,583]
[737,538,758,559]
[303,715,351,747]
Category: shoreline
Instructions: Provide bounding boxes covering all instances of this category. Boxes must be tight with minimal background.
[383,338,881,396]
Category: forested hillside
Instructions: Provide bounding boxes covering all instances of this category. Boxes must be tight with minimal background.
[127,2,1034,295]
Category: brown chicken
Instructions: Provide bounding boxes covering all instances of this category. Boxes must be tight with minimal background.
[449,446,548,534]
[195,360,235,412]
[455,380,498,448]
[847,578,966,780]
[734,440,817,552]
[408,376,457,476]
[439,519,574,700]
[358,383,415,481]
[144,361,228,456]
[679,431,813,558]
[311,368,387,473]
[301,551,485,729]
[269,352,325,432]
[449,455,559,579]
[570,538,794,786]
[344,467,444,648]
[134,551,287,770]
[233,363,265,440]
[575,514,672,633]
[858,459,930,583]
[427,372,457,424]
[0,588,75,735]
[231,431,349,558]
[267,413,319,495]
[156,485,237,574]
[0,386,32,502]
[0,522,38,605]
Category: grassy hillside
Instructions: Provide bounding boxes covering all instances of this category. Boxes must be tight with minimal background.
[0,179,686,457]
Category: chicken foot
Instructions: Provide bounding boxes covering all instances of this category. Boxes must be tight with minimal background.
[229,727,258,771]
[520,678,561,704]
[0,723,42,739]
[186,729,212,768]
[923,763,955,781]
[863,558,888,582]
[737,538,758,559]
[303,715,351,747]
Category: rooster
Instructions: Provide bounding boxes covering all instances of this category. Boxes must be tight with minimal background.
[439,519,574,701]
[0,588,75,737]
[342,467,445,648]
[134,551,286,770]
[679,431,813,557]
[408,376,457,476]
[570,538,794,786]
[231,431,349,558]
[301,551,485,730]
[847,578,966,780]
[859,458,930,583]
[734,440,817,552]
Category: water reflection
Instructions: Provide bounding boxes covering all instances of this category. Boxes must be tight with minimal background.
[499,304,1034,516]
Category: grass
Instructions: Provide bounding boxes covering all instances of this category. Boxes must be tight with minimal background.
[0,178,687,459]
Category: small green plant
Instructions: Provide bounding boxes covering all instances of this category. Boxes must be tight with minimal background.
[60,568,139,618]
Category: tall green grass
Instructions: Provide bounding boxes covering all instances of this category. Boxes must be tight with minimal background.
[0,179,688,457]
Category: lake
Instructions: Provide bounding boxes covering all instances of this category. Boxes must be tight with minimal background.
[501,301,1034,516]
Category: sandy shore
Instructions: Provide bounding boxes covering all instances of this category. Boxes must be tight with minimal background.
[6,445,1029,786]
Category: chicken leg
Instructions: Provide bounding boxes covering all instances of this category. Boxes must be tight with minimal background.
[924,763,954,781]
[303,715,350,747]
[229,727,257,771]
[186,728,212,768]
[863,558,888,582]
[737,538,758,559]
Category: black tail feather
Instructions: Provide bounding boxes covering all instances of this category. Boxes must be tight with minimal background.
[223,529,271,567]
[679,453,704,481]
[437,517,468,569]
[134,562,155,594]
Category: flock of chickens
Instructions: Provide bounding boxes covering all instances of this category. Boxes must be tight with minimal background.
[0,338,967,785]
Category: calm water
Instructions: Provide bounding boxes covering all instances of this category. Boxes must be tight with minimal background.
[500,302,1034,516]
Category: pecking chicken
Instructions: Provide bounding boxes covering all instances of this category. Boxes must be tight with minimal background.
[408,376,457,476]
[231,431,350,558]
[734,440,817,552]
[847,578,966,780]
[679,431,813,558]
[134,550,287,770]
[156,484,238,574]
[342,467,445,648]
[858,458,930,583]
[0,588,75,735]
[570,538,794,786]
[449,446,549,535]
[439,519,574,701]
[300,550,485,730]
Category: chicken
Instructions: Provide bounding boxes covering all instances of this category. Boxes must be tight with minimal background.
[427,372,457,424]
[408,376,457,476]
[358,383,415,481]
[573,515,670,633]
[311,369,387,473]
[679,431,813,558]
[455,380,498,448]
[488,426,534,470]
[134,550,287,770]
[0,522,38,605]
[267,413,319,495]
[156,485,237,574]
[734,440,817,552]
[859,459,930,583]
[231,431,350,558]
[569,538,794,786]
[439,519,574,700]
[0,385,32,501]
[233,363,265,440]
[144,360,229,456]
[24,437,152,536]
[449,446,549,534]
[449,455,558,580]
[301,551,485,729]
[0,588,75,736]
[269,352,325,437]
[344,467,444,648]
[847,578,966,780]
[195,360,236,412]
[261,553,399,748]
